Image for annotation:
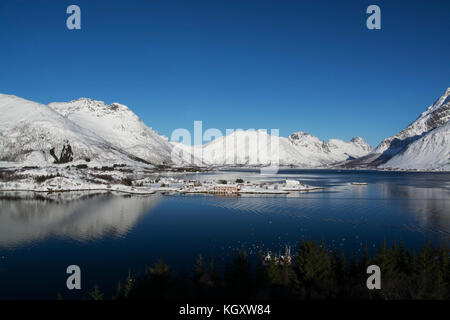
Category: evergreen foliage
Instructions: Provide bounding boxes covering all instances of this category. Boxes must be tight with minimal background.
[106,240,449,300]
[89,284,104,300]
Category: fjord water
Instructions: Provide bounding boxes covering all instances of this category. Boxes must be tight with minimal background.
[0,170,449,299]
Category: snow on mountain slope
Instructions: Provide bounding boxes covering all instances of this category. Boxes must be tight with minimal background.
[170,141,204,165]
[375,88,450,156]
[288,132,372,164]
[380,122,450,170]
[329,137,373,158]
[49,98,177,165]
[200,130,304,166]
[341,88,450,169]
[172,129,372,167]
[0,94,145,166]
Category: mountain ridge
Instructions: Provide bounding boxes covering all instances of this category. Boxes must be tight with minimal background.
[171,129,372,167]
[1,90,448,170]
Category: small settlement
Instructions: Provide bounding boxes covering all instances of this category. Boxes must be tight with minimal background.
[0,164,326,195]
[143,178,325,195]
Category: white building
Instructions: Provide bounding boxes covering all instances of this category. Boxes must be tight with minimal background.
[285,179,300,186]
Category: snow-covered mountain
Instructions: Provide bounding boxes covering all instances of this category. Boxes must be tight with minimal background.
[343,88,450,170]
[13,90,450,171]
[380,122,450,170]
[49,98,177,165]
[288,132,372,164]
[172,129,372,167]
[375,88,450,156]
[200,130,300,166]
[0,94,146,166]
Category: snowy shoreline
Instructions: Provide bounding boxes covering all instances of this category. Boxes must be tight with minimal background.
[212,165,450,173]
[0,165,326,196]
[1,164,448,199]
[0,188,156,195]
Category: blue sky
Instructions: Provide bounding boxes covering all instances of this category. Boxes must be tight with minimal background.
[1,0,449,147]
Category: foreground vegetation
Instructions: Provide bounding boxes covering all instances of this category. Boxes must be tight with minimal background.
[89,239,449,300]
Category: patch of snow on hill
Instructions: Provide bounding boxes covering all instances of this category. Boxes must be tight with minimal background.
[380,122,450,170]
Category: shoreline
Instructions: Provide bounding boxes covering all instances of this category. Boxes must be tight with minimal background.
[1,165,448,197]
[1,163,450,173]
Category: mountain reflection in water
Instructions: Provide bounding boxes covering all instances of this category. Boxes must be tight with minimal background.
[0,192,162,248]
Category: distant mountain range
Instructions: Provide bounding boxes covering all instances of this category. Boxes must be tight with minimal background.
[0,88,448,170]
[172,130,372,167]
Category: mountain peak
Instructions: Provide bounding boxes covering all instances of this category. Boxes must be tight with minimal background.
[74,97,94,102]
[351,136,364,143]
[290,131,310,136]
[368,88,450,162]
[108,102,129,111]
[51,98,133,115]
[433,87,450,109]
[71,97,103,105]
[288,131,315,141]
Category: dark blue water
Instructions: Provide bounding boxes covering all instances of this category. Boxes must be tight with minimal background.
[0,170,449,299]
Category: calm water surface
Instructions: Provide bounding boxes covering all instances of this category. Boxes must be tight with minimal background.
[0,169,449,299]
